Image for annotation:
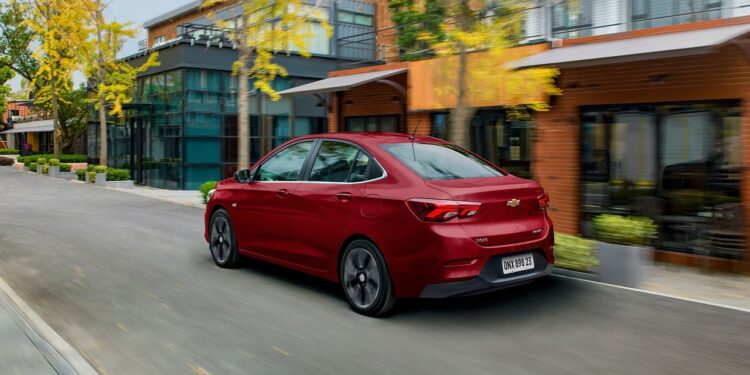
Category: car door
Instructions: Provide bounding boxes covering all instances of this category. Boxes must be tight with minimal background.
[288,140,375,273]
[233,140,316,261]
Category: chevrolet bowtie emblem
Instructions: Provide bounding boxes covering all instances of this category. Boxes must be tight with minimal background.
[507,199,521,208]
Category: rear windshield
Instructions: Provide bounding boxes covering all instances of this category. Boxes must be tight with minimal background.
[382,143,504,180]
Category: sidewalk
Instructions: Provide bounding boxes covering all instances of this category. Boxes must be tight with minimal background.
[642,263,750,311]
[0,294,58,374]
[105,185,203,208]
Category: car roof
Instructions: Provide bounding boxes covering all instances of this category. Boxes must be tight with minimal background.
[294,132,446,146]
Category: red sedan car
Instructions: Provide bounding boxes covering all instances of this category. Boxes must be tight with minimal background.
[205,133,554,316]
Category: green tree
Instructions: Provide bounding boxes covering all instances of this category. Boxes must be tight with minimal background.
[0,0,38,83]
[57,84,88,153]
[201,0,331,169]
[81,0,159,166]
[0,65,13,120]
[388,0,446,61]
[25,0,90,158]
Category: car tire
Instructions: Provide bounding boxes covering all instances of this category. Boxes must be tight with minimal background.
[339,240,396,317]
[208,209,241,268]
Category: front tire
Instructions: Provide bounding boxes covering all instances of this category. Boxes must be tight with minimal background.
[208,209,241,268]
[340,240,396,316]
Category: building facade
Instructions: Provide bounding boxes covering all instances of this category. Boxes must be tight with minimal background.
[104,0,386,189]
[1,100,54,154]
[282,0,750,271]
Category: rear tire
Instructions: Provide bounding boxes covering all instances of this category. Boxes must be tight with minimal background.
[340,240,396,316]
[208,209,241,268]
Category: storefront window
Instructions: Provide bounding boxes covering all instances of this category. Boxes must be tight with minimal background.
[580,102,743,259]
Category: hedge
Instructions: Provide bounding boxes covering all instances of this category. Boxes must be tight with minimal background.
[29,162,37,171]
[0,149,19,155]
[106,168,130,181]
[17,154,87,165]
[60,163,71,172]
[76,169,86,181]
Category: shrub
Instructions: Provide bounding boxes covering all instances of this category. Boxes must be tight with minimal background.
[60,163,71,172]
[0,149,19,155]
[93,165,108,174]
[76,169,86,181]
[42,164,49,174]
[0,156,14,166]
[554,233,598,272]
[593,214,657,246]
[29,162,37,171]
[88,171,97,183]
[199,180,218,204]
[36,157,47,165]
[49,158,60,166]
[17,154,87,165]
[106,168,130,181]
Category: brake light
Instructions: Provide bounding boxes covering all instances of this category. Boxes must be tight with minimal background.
[407,198,482,222]
[538,193,549,210]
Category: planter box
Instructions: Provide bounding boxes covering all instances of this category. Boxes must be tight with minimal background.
[58,172,77,180]
[95,173,107,186]
[69,163,88,171]
[36,165,42,174]
[596,242,653,288]
[15,163,24,171]
[84,171,90,183]
[48,165,60,177]
[105,180,134,189]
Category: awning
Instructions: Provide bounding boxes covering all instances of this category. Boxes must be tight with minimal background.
[0,119,54,134]
[511,23,750,69]
[278,68,407,96]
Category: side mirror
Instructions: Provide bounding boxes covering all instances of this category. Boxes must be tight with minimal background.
[234,169,253,183]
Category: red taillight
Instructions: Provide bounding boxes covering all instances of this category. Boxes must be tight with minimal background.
[538,193,549,210]
[407,198,482,222]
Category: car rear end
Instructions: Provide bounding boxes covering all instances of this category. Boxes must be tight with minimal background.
[378,141,554,298]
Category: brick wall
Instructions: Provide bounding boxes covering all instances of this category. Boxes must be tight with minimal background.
[534,44,750,241]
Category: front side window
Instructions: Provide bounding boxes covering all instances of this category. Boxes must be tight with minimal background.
[309,141,360,182]
[257,141,314,182]
[383,143,504,180]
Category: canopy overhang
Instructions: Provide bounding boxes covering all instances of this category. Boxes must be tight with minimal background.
[278,68,407,97]
[510,23,750,69]
[0,119,54,134]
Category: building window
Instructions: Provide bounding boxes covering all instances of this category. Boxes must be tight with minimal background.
[346,116,398,132]
[431,113,449,140]
[631,0,723,30]
[153,35,166,45]
[580,102,742,259]
[551,0,593,39]
[337,11,373,26]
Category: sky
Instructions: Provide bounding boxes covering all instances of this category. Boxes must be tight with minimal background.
[8,0,194,90]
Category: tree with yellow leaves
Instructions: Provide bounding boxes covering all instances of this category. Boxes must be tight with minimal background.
[201,0,331,169]
[425,0,560,149]
[25,0,89,158]
[81,0,159,166]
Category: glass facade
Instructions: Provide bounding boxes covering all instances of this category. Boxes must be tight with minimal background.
[96,68,327,190]
[631,0,723,30]
[581,102,743,259]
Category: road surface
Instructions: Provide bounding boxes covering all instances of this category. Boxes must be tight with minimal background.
[1,167,749,374]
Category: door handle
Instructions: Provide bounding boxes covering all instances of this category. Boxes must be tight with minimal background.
[335,192,353,202]
[276,189,289,197]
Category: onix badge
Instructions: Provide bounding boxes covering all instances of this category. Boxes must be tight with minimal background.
[506,199,521,208]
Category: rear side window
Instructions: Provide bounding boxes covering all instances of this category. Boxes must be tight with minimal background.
[382,143,504,180]
[309,141,359,182]
[257,141,314,181]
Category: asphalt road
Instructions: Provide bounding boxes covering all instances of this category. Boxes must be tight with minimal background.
[1,167,750,375]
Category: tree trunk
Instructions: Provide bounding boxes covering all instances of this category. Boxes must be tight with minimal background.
[237,12,251,170]
[51,79,60,158]
[96,3,107,166]
[447,0,474,150]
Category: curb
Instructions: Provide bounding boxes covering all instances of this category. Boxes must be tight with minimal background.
[551,267,601,281]
[0,278,98,375]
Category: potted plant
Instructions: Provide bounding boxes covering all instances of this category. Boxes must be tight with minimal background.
[104,168,134,189]
[48,158,60,177]
[94,165,107,186]
[36,158,46,174]
[29,162,37,173]
[553,233,598,278]
[593,214,657,288]
[58,163,77,180]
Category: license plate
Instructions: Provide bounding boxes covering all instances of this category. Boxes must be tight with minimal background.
[501,253,535,274]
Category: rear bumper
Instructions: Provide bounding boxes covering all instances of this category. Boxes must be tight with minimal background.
[419,250,552,298]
